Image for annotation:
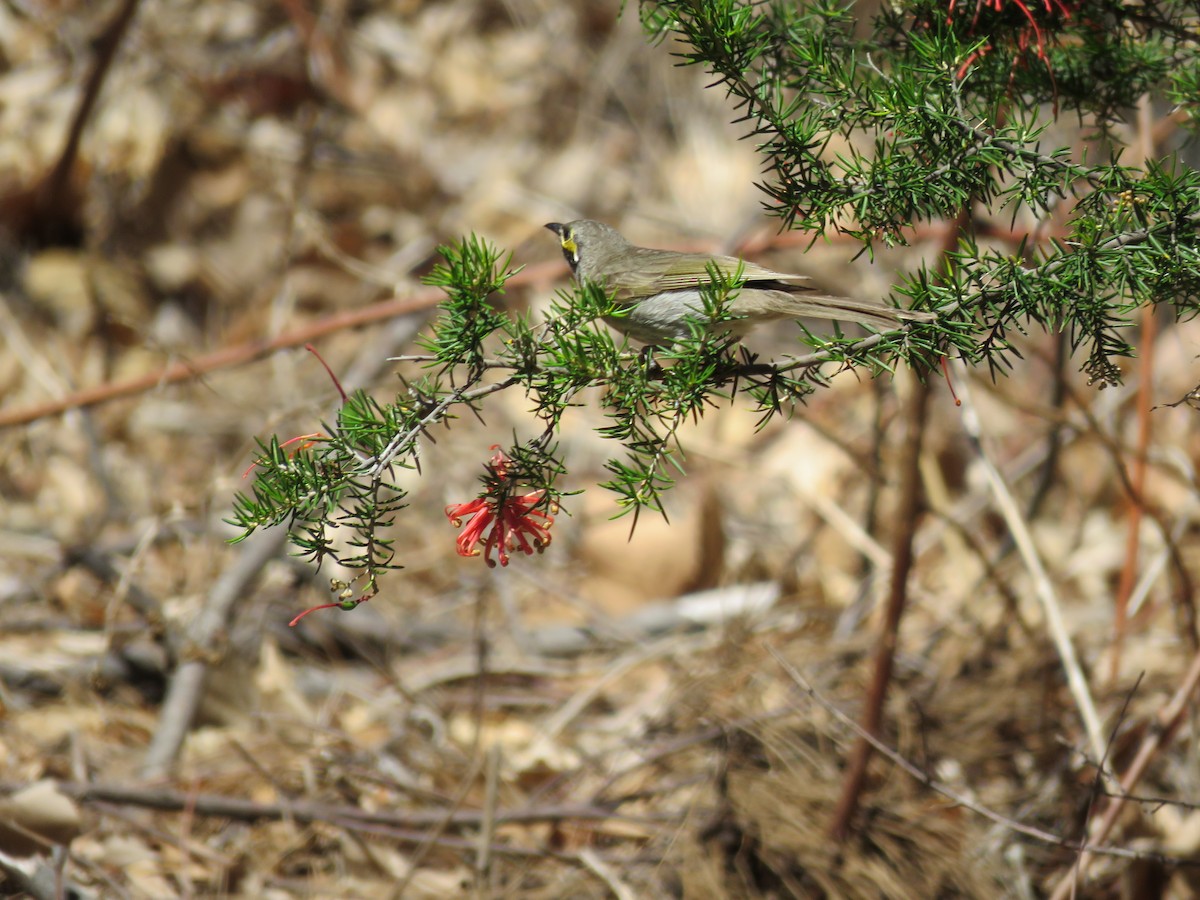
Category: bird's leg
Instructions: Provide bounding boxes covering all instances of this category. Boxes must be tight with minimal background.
[638,344,665,379]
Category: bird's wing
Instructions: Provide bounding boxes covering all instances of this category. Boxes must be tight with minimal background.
[608,248,811,301]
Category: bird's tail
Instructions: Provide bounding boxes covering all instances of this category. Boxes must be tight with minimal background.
[733,290,936,331]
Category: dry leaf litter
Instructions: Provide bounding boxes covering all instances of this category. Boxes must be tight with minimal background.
[0,1,1199,898]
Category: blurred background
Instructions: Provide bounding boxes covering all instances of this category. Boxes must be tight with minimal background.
[1,1,1199,897]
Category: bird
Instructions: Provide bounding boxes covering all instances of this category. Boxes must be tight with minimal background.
[545,219,935,344]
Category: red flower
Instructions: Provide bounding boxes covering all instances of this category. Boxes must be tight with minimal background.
[947,0,1078,80]
[445,446,556,567]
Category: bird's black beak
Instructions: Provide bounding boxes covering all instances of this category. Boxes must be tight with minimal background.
[545,223,564,237]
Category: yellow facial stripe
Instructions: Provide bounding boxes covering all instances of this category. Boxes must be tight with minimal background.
[561,236,577,255]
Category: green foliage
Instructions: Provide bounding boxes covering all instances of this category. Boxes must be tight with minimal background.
[418,236,519,378]
[232,0,1200,595]
[643,0,1200,373]
[227,395,408,596]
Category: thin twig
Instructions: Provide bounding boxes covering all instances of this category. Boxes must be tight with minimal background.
[1048,647,1200,898]
[369,376,519,475]
[142,315,429,779]
[1056,375,1198,643]
[953,360,1106,762]
[1112,94,1161,683]
[0,261,560,431]
[35,0,141,243]
[390,588,494,899]
[828,371,931,841]
[771,648,1194,868]
[579,848,639,900]
[591,709,793,802]
[42,780,670,830]
[140,529,288,780]
[388,752,482,900]
[330,818,665,865]
[475,744,501,898]
[541,631,717,739]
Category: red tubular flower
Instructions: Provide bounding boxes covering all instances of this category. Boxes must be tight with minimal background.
[947,0,1079,85]
[445,446,556,567]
